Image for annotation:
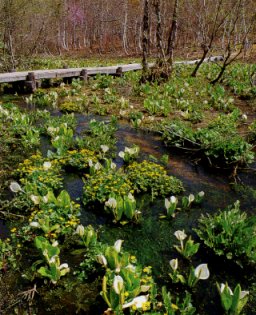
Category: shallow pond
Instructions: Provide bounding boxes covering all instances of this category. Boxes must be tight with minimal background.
[1,111,256,314]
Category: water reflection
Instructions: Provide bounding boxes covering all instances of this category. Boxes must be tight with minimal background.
[0,220,9,239]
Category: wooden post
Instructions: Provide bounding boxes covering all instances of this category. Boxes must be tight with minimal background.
[63,77,73,84]
[12,81,25,93]
[25,72,36,93]
[116,67,123,77]
[80,69,88,82]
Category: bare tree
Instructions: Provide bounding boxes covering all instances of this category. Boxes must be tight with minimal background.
[211,0,256,84]
[190,0,227,77]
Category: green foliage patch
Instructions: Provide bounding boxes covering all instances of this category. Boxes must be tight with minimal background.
[195,201,256,265]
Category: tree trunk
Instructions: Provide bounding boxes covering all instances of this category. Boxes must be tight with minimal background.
[191,47,209,77]
[122,0,129,55]
[141,0,150,81]
[167,0,179,67]
[152,0,166,64]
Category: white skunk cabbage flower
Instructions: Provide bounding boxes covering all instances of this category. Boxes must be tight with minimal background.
[128,193,135,202]
[240,290,249,299]
[52,241,59,247]
[241,114,247,121]
[43,161,52,170]
[169,258,178,271]
[194,264,210,280]
[118,151,125,159]
[111,161,116,169]
[96,255,107,267]
[220,283,233,295]
[125,264,136,272]
[59,263,69,270]
[59,263,70,275]
[75,225,85,237]
[100,145,109,153]
[30,195,40,205]
[105,198,117,209]
[165,196,177,209]
[188,194,195,203]
[114,240,123,253]
[113,275,124,294]
[30,222,40,228]
[123,295,149,309]
[49,255,57,264]
[94,162,102,170]
[10,182,23,193]
[43,195,48,203]
[174,230,187,241]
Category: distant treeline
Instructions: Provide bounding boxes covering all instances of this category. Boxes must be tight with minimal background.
[0,0,255,68]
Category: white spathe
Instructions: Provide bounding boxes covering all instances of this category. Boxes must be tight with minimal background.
[43,161,52,170]
[113,275,124,295]
[194,264,210,280]
[30,222,40,228]
[198,191,205,197]
[165,198,171,209]
[170,196,177,204]
[122,295,149,309]
[75,225,85,237]
[114,240,123,253]
[96,255,107,266]
[169,258,178,271]
[240,290,249,299]
[30,195,40,205]
[94,162,102,170]
[105,198,117,209]
[220,283,233,295]
[52,240,59,247]
[118,151,125,159]
[10,182,22,193]
[100,145,109,153]
[174,230,187,241]
[188,194,195,203]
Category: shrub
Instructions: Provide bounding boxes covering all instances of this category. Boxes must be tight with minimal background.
[195,201,256,265]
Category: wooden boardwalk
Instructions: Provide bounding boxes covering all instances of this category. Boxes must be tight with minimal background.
[0,56,223,91]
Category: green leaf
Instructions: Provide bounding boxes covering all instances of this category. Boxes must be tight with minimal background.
[71,248,87,255]
[47,244,60,258]
[37,266,52,279]
[49,264,59,282]
[109,289,120,310]
[34,236,47,250]
[230,284,241,313]
[217,284,232,311]
[105,246,118,270]
[237,295,249,314]
[57,190,71,208]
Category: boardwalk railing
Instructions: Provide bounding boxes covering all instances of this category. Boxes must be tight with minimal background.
[0,56,223,92]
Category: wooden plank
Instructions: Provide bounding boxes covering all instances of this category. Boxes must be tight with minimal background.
[0,56,223,84]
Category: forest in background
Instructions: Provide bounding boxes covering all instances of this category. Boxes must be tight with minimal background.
[0,0,255,71]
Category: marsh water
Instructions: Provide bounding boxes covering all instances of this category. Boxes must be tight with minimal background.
[1,111,256,314]
[64,114,256,314]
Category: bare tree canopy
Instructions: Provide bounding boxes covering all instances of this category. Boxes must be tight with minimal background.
[0,0,255,70]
